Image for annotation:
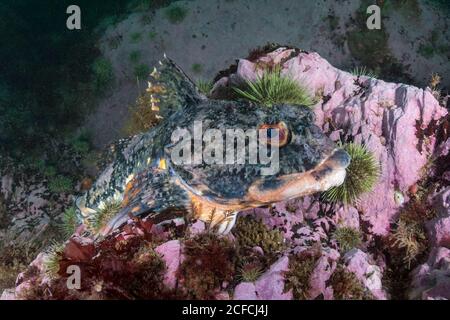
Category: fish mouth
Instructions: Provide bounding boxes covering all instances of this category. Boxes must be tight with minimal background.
[172,148,350,210]
[247,148,351,204]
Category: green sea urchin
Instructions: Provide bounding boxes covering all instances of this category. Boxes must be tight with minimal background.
[350,66,378,78]
[61,207,79,238]
[237,262,264,282]
[88,200,122,233]
[323,143,379,205]
[233,66,314,107]
[43,242,65,279]
[196,80,213,96]
[332,226,362,253]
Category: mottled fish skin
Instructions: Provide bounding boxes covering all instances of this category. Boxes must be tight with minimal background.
[100,166,190,235]
[81,131,156,210]
[77,56,350,234]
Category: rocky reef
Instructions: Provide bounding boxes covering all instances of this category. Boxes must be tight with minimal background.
[1,47,449,300]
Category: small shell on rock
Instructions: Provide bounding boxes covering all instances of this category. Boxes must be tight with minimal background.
[394,190,404,205]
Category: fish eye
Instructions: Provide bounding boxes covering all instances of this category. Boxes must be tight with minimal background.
[258,122,289,147]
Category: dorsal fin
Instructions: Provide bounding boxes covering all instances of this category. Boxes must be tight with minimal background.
[147,56,205,118]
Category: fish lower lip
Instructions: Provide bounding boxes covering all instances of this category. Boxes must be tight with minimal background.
[247,148,349,203]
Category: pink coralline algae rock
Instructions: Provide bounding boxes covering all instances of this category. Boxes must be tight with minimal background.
[155,240,181,290]
[14,252,48,291]
[436,138,450,158]
[409,247,450,300]
[443,171,450,183]
[188,220,206,236]
[14,281,34,299]
[0,289,16,300]
[234,282,258,300]
[254,256,292,300]
[233,256,292,300]
[433,187,450,217]
[343,249,388,300]
[427,187,450,248]
[308,248,340,300]
[214,48,448,236]
[412,188,450,299]
[333,206,360,229]
[427,218,450,248]
[12,252,50,300]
